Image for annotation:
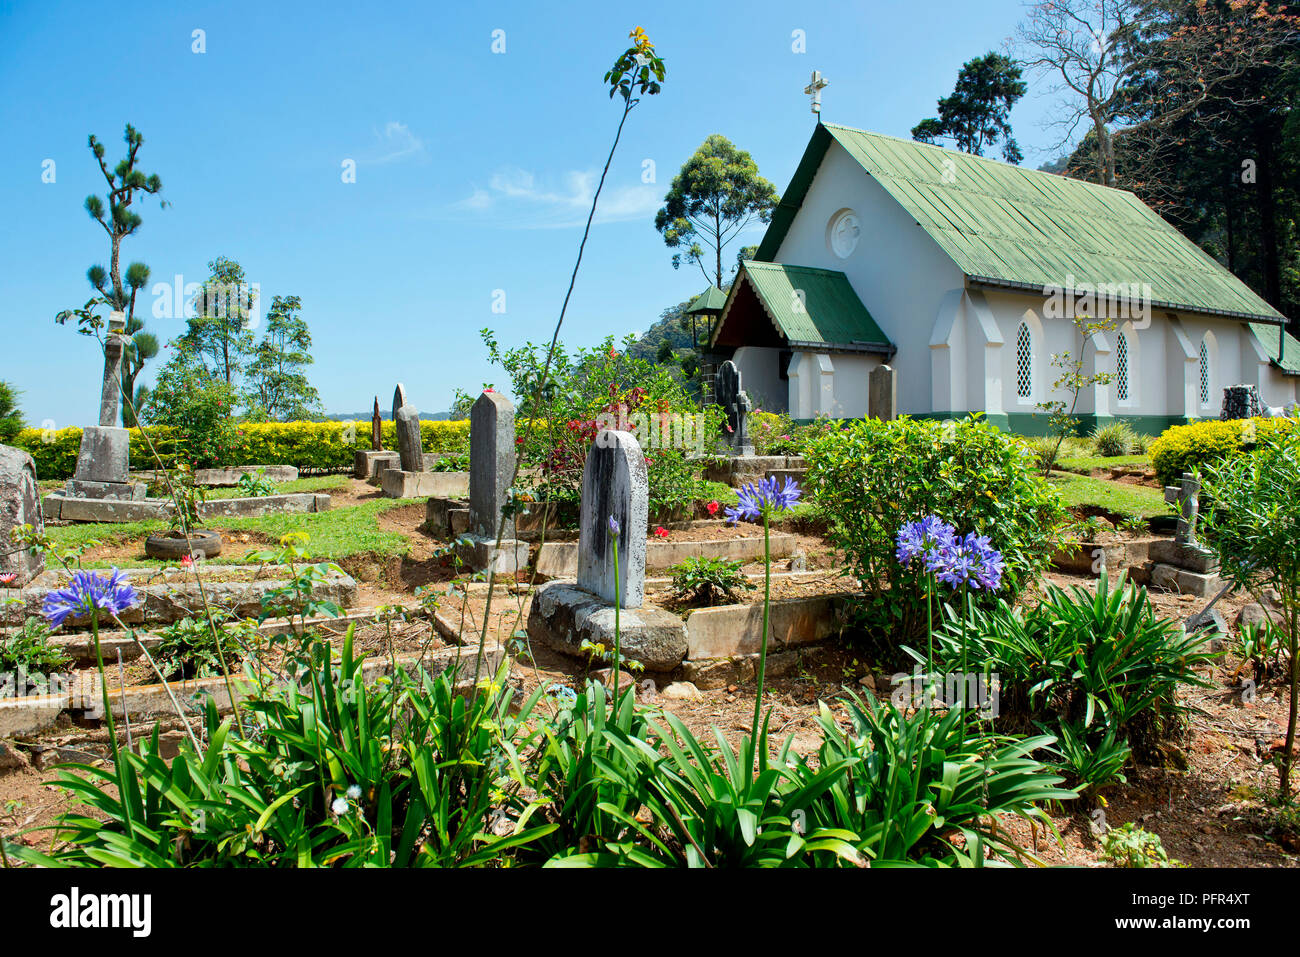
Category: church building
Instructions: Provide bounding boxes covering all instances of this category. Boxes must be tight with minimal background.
[707,123,1300,431]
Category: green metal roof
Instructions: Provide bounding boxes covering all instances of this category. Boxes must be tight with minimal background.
[1250,322,1300,376]
[720,260,893,352]
[756,123,1287,326]
[685,285,728,314]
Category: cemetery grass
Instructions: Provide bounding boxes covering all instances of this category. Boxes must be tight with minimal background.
[43,496,414,568]
[1049,470,1168,520]
[1055,453,1151,475]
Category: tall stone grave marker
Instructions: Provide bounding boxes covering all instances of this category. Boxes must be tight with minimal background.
[869,364,897,421]
[469,391,516,540]
[371,396,383,451]
[0,445,45,585]
[715,360,754,456]
[66,311,143,501]
[392,383,408,424]
[457,391,528,573]
[577,429,648,608]
[394,404,424,473]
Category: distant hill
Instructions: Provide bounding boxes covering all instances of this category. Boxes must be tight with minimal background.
[626,298,697,363]
[316,410,452,422]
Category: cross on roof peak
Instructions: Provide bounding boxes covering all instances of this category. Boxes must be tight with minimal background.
[804,70,827,115]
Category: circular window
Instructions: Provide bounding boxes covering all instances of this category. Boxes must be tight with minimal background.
[827,208,860,259]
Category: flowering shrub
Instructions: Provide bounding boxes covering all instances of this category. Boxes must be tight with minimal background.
[1149,416,1296,487]
[470,329,723,524]
[804,415,1068,645]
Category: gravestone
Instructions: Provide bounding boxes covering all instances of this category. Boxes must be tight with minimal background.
[469,391,516,539]
[715,360,754,456]
[455,391,528,573]
[394,405,424,473]
[577,429,648,608]
[1164,472,1202,546]
[1221,384,1262,421]
[392,383,408,424]
[371,396,383,451]
[65,311,144,501]
[1150,471,1220,597]
[0,445,45,585]
[869,364,897,421]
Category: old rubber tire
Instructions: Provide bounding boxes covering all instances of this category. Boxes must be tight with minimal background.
[145,530,223,560]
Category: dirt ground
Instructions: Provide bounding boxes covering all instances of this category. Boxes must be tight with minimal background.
[5,476,1298,867]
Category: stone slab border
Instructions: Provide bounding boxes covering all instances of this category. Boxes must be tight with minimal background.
[42,492,332,523]
[536,532,797,579]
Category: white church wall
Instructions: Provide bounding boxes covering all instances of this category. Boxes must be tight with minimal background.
[730,346,786,413]
[771,140,964,416]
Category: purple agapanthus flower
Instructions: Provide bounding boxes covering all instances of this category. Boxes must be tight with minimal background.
[896,519,1004,592]
[41,568,139,628]
[725,476,802,525]
[895,515,957,570]
[608,515,620,535]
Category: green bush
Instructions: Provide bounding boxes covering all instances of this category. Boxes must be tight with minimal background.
[804,415,1069,644]
[932,575,1214,790]
[0,381,23,443]
[1100,822,1179,868]
[0,617,71,677]
[153,615,255,680]
[12,419,471,480]
[1148,416,1296,486]
[1199,431,1300,799]
[1091,421,1137,457]
[669,556,755,605]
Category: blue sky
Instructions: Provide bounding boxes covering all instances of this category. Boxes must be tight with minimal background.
[0,0,1066,428]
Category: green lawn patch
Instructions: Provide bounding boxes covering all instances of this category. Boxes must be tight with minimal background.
[1048,471,1168,519]
[44,497,412,568]
[1055,454,1150,476]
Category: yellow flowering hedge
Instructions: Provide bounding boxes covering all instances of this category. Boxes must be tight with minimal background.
[1149,416,1296,486]
[12,420,470,479]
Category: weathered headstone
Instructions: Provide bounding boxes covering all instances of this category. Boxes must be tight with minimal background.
[394,405,424,473]
[577,429,648,608]
[869,364,897,421]
[1151,470,1220,597]
[1221,384,1261,421]
[371,396,383,451]
[392,383,408,424]
[1164,472,1202,546]
[715,360,754,456]
[469,391,516,539]
[66,312,143,501]
[0,445,44,585]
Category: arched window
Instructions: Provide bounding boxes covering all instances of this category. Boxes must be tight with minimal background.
[1016,321,1034,399]
[1116,330,1130,403]
[1199,338,1211,406]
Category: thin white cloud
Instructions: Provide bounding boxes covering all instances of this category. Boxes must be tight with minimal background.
[364,121,425,165]
[451,165,660,228]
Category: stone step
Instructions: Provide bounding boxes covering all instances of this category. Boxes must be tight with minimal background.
[765,468,808,484]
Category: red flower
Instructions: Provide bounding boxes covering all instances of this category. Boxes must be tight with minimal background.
[608,348,618,359]
[0,573,17,585]
[706,500,719,516]
[653,526,669,538]
[484,387,494,393]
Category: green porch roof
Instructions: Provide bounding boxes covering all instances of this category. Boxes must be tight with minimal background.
[714,260,893,352]
[756,123,1288,327]
[1250,322,1300,376]
[685,285,728,314]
